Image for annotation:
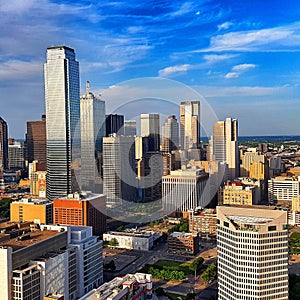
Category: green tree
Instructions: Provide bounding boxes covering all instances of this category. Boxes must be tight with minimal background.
[179,222,188,232]
[0,198,10,219]
[116,225,124,231]
[109,238,119,247]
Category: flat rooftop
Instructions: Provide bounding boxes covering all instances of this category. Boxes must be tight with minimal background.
[0,230,62,251]
[228,215,274,225]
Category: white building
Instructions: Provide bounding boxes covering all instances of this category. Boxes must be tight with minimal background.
[103,230,160,251]
[268,176,300,204]
[217,205,288,300]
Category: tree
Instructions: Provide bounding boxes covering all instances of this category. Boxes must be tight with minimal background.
[116,225,124,231]
[202,263,216,282]
[109,238,119,247]
[179,222,188,232]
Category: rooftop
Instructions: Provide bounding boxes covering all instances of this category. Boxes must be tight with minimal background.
[227,215,274,225]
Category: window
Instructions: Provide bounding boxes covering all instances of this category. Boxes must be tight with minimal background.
[268,226,276,231]
[224,221,229,228]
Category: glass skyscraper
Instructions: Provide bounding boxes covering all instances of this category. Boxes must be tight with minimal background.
[44,46,80,200]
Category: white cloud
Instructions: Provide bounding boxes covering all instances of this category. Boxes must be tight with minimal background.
[158,64,191,77]
[224,72,239,79]
[170,2,194,17]
[218,22,233,31]
[203,54,237,63]
[232,63,256,71]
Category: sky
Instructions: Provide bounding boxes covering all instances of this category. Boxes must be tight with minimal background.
[1,0,300,138]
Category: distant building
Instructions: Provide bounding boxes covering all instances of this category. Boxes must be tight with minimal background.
[79,273,152,300]
[135,136,150,160]
[124,120,137,136]
[53,192,107,235]
[240,151,268,180]
[26,115,46,164]
[168,232,199,256]
[180,101,200,150]
[217,205,288,300]
[10,198,53,224]
[161,115,179,153]
[8,141,25,170]
[105,114,124,136]
[188,208,217,236]
[140,113,160,152]
[103,230,160,251]
[162,166,209,213]
[0,116,8,171]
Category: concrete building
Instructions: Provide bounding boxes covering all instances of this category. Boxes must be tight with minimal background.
[168,232,199,256]
[240,151,268,180]
[140,114,160,152]
[124,120,137,136]
[44,46,80,200]
[10,198,53,224]
[0,116,8,171]
[80,81,106,193]
[162,166,209,214]
[188,208,216,237]
[8,141,25,170]
[180,101,200,150]
[161,115,179,153]
[30,169,47,198]
[268,176,300,204]
[217,205,288,300]
[105,114,124,136]
[103,230,160,251]
[26,115,46,164]
[218,181,260,206]
[103,135,136,207]
[209,118,239,180]
[79,273,152,300]
[53,192,106,235]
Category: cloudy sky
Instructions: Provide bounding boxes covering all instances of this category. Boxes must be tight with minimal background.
[1,0,300,138]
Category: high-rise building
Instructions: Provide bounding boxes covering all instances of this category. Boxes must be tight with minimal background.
[103,135,136,207]
[161,115,179,153]
[217,205,288,300]
[44,46,80,200]
[0,116,8,171]
[140,113,160,151]
[53,192,107,235]
[8,141,25,170]
[210,117,239,180]
[124,120,137,136]
[162,166,209,213]
[26,115,46,164]
[105,114,124,136]
[80,81,106,193]
[179,101,200,150]
[240,151,268,179]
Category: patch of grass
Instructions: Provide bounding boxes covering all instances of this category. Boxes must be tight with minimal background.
[152,259,197,275]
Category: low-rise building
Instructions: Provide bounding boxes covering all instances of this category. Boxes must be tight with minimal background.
[103,230,160,251]
[188,208,216,237]
[79,273,152,300]
[168,232,199,256]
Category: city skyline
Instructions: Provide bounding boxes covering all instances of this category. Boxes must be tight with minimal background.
[0,0,300,138]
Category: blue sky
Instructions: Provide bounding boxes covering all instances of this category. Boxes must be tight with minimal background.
[1,0,300,138]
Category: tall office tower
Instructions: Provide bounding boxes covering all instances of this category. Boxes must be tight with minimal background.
[124,120,137,136]
[210,117,239,180]
[26,115,46,164]
[8,141,25,170]
[44,46,80,200]
[217,205,288,300]
[162,166,209,213]
[80,81,106,193]
[140,113,160,151]
[240,151,268,178]
[103,135,136,207]
[180,101,200,150]
[0,116,8,171]
[105,114,124,136]
[161,115,179,153]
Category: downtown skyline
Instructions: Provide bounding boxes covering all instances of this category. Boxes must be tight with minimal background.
[1,0,300,138]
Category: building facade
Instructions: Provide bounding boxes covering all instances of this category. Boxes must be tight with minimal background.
[8,141,25,170]
[168,232,199,256]
[0,116,8,171]
[140,113,160,152]
[217,205,288,300]
[161,115,179,153]
[188,208,217,236]
[124,120,137,136]
[44,46,80,200]
[105,114,124,136]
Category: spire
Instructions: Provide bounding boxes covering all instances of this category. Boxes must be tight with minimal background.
[86,80,90,94]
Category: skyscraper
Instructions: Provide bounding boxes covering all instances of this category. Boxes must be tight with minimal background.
[44,46,80,200]
[26,115,46,164]
[217,205,288,300]
[103,135,136,207]
[0,116,8,171]
[161,115,179,153]
[140,113,160,151]
[80,81,106,193]
[180,101,200,150]
[210,117,239,180]
[105,114,124,136]
[124,120,137,136]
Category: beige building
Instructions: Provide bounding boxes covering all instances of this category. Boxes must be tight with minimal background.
[10,198,53,224]
[292,195,300,211]
[240,151,268,180]
[217,205,288,300]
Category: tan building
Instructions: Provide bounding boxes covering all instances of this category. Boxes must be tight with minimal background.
[10,198,53,224]
[218,181,259,206]
[168,232,199,256]
[292,195,300,211]
[217,205,288,300]
[240,151,268,180]
[188,208,216,236]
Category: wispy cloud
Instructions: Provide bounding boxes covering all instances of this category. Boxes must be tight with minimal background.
[218,21,233,31]
[158,64,192,77]
[225,63,256,79]
[203,54,237,63]
[224,72,239,79]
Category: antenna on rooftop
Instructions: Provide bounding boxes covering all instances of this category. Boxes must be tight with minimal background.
[86,80,90,94]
